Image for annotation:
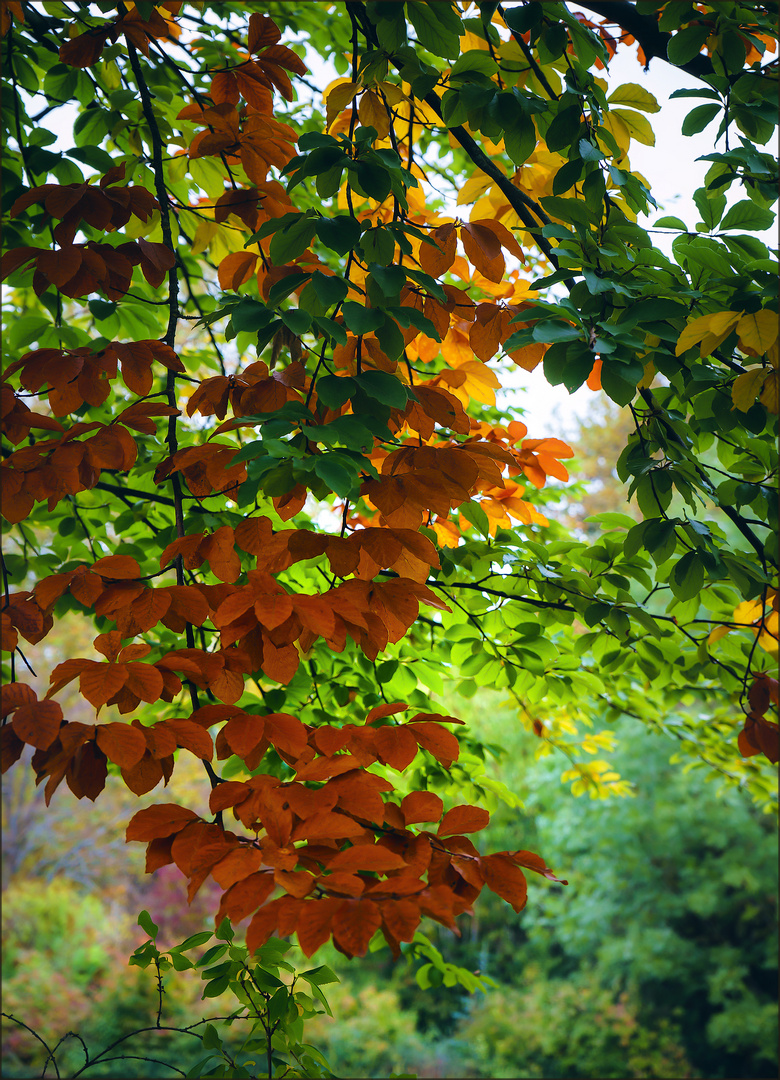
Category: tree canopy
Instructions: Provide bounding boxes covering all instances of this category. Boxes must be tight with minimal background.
[1,0,777,997]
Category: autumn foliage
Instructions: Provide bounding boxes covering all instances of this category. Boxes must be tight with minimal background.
[1,0,777,975]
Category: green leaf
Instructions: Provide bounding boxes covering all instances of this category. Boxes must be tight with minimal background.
[316,216,362,255]
[653,215,688,230]
[280,308,312,335]
[355,370,408,409]
[269,215,317,264]
[315,375,356,409]
[407,0,464,59]
[670,552,704,600]
[666,24,712,67]
[310,272,349,307]
[718,200,775,232]
[231,300,273,334]
[313,454,357,497]
[545,104,582,152]
[202,1024,222,1051]
[681,103,721,135]
[450,50,498,79]
[341,301,384,336]
[351,161,391,201]
[173,931,214,952]
[137,910,159,939]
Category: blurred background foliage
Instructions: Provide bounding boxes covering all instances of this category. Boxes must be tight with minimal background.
[3,681,776,1079]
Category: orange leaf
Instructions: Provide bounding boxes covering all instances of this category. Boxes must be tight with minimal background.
[246,897,286,954]
[95,721,147,769]
[91,554,141,579]
[437,804,489,837]
[79,661,128,709]
[248,13,282,53]
[296,898,342,957]
[264,712,308,758]
[217,871,275,925]
[510,850,568,884]
[461,222,504,282]
[400,790,444,825]
[291,810,367,841]
[211,846,264,889]
[125,802,198,842]
[162,718,214,759]
[1,682,37,717]
[200,526,242,583]
[365,702,410,724]
[408,721,460,768]
[11,700,63,750]
[419,223,456,278]
[124,662,164,703]
[380,897,421,945]
[332,897,381,957]
[328,845,407,873]
[218,251,258,291]
[481,853,528,912]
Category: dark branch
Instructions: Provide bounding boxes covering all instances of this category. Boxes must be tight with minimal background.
[572,1,716,79]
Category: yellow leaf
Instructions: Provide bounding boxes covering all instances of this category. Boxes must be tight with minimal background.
[451,360,502,406]
[190,218,220,256]
[759,370,779,413]
[457,170,499,206]
[731,368,766,412]
[358,89,390,140]
[325,79,359,129]
[733,598,763,624]
[598,111,631,158]
[736,309,778,357]
[707,624,732,646]
[758,610,779,658]
[637,360,656,389]
[612,108,656,146]
[676,311,740,356]
[377,81,405,106]
[607,83,661,113]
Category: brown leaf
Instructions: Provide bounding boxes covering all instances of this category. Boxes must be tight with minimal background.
[211,846,264,889]
[408,721,460,768]
[332,898,381,957]
[328,845,407,873]
[296,898,342,957]
[11,700,63,750]
[125,802,199,842]
[400,790,444,825]
[419,223,457,278]
[481,853,527,912]
[437,804,489,837]
[217,871,276,925]
[95,721,147,769]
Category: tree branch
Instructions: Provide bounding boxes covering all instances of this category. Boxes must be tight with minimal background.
[572,1,716,80]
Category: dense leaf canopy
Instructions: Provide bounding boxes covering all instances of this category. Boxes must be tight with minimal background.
[1,0,777,980]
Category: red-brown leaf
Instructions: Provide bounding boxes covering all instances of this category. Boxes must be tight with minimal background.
[328,844,407,873]
[125,802,199,842]
[481,853,528,912]
[217,871,275,925]
[211,846,264,889]
[95,721,147,769]
[437,804,490,837]
[401,790,444,826]
[11,700,63,750]
[408,721,460,768]
[296,898,342,958]
[332,897,381,957]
